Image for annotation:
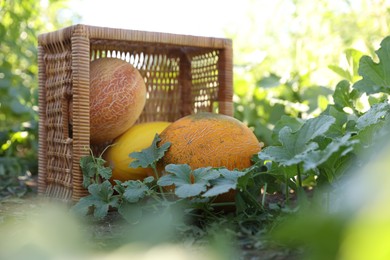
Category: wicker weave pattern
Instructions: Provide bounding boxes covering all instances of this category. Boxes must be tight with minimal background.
[38,24,233,201]
[38,38,74,200]
[192,51,220,113]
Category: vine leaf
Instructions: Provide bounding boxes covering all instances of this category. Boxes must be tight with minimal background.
[80,155,112,187]
[71,180,119,220]
[157,164,219,198]
[203,169,246,197]
[356,102,390,130]
[332,80,360,111]
[299,134,359,172]
[353,36,390,94]
[129,134,171,169]
[121,180,150,203]
[259,115,335,168]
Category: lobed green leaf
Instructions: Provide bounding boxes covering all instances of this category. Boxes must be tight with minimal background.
[203,169,246,197]
[122,180,149,203]
[259,115,335,168]
[356,102,390,130]
[71,180,119,220]
[129,134,171,169]
[158,164,219,198]
[353,36,390,94]
[300,134,359,172]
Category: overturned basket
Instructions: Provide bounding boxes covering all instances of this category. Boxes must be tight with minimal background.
[38,24,233,202]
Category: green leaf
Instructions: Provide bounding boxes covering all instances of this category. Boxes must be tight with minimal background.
[351,103,390,153]
[332,80,355,110]
[257,73,281,88]
[356,102,390,130]
[321,105,351,137]
[88,180,115,202]
[353,36,390,94]
[175,183,208,198]
[346,48,365,82]
[71,180,119,220]
[92,201,111,220]
[129,134,171,169]
[143,176,155,184]
[97,164,112,180]
[80,156,95,174]
[259,115,336,168]
[158,164,219,198]
[328,65,350,81]
[203,169,246,197]
[300,133,359,172]
[122,180,149,203]
[80,156,97,187]
[272,115,304,144]
[328,65,352,81]
[71,196,95,216]
[80,155,112,187]
[113,180,126,195]
[328,49,363,83]
[157,164,192,187]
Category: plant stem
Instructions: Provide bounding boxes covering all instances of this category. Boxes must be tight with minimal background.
[297,164,303,188]
[285,171,289,205]
[210,201,236,208]
[152,164,166,200]
[261,182,268,207]
[245,189,263,209]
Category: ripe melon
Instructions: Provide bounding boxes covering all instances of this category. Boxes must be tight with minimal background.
[104,121,171,182]
[159,112,261,170]
[89,58,146,144]
[158,112,261,203]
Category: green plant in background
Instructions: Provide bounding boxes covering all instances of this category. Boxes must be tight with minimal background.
[258,37,390,203]
[231,0,390,146]
[0,0,77,198]
[259,35,390,260]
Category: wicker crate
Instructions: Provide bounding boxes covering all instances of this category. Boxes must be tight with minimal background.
[37,24,233,201]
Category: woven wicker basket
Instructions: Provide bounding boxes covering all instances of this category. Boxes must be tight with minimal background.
[37,24,233,202]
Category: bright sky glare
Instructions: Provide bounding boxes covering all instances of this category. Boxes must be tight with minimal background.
[68,0,250,38]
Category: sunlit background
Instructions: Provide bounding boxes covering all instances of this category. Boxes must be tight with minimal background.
[67,0,240,37]
[57,0,390,145]
[2,0,390,259]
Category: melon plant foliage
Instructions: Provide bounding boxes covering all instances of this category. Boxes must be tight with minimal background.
[353,36,390,95]
[259,37,390,195]
[72,135,254,221]
[74,36,390,222]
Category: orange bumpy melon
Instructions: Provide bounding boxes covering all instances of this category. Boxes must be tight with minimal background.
[159,112,261,170]
[158,112,262,203]
[104,121,171,182]
[89,58,146,144]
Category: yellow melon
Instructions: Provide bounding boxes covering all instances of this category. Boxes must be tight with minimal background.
[104,121,171,182]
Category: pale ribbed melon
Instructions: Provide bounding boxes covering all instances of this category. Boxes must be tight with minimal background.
[89,58,146,144]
